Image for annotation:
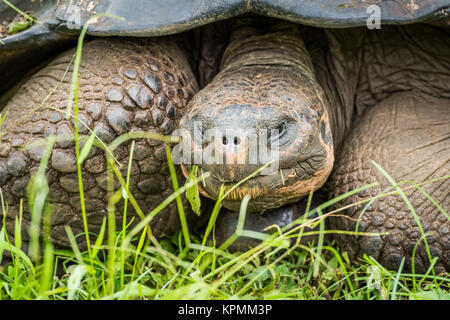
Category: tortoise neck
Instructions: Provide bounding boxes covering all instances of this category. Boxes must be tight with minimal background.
[220,19,315,82]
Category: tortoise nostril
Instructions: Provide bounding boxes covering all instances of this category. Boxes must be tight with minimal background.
[222,136,241,146]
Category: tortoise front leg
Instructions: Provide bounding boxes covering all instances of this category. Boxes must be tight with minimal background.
[329,92,450,273]
[0,37,199,252]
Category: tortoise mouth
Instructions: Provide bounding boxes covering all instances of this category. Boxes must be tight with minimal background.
[209,167,298,200]
[181,158,333,212]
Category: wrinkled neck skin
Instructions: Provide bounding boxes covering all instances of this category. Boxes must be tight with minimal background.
[308,29,360,151]
[180,18,335,212]
[221,19,315,83]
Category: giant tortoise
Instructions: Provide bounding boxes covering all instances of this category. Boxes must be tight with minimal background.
[0,0,449,273]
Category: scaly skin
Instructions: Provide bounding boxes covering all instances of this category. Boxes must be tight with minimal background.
[0,37,198,250]
[329,92,450,273]
[327,25,450,273]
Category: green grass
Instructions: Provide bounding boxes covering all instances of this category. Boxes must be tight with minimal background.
[0,8,449,301]
[0,118,447,301]
[1,172,449,300]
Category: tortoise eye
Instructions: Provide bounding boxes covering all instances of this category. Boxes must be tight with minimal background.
[270,122,287,142]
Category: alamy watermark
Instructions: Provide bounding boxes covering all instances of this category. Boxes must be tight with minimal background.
[65,4,82,30]
[61,1,99,30]
[63,2,382,31]
[366,4,381,30]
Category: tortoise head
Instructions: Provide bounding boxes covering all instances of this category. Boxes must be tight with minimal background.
[176,21,334,212]
[176,64,334,212]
